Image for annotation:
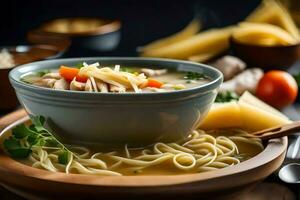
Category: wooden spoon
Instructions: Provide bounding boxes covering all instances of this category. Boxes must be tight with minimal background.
[250,122,300,140]
[0,109,27,131]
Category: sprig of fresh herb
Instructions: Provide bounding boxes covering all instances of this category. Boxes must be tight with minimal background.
[184,72,205,81]
[215,91,239,103]
[3,116,72,165]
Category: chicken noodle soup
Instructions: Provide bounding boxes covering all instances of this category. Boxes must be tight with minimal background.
[21,62,210,93]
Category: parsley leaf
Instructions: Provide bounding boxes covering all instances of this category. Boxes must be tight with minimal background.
[31,115,46,132]
[58,150,70,165]
[184,72,205,80]
[36,70,50,77]
[12,124,34,139]
[120,67,135,73]
[215,91,239,103]
[75,62,84,69]
[3,138,32,158]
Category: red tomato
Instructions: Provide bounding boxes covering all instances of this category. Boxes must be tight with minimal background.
[256,70,298,109]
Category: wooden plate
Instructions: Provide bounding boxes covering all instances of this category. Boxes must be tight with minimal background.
[0,117,287,200]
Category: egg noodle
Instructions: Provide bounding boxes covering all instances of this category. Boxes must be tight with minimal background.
[78,62,148,93]
[27,129,263,176]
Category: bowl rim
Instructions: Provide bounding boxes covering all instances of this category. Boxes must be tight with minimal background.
[0,116,288,188]
[34,18,121,36]
[5,44,64,60]
[9,57,223,97]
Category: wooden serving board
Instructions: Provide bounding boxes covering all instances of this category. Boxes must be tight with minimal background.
[0,111,288,200]
[0,109,27,131]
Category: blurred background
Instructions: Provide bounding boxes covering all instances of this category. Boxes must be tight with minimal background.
[2,0,300,199]
[0,0,260,56]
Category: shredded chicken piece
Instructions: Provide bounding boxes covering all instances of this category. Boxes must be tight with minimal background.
[33,78,57,88]
[140,68,167,77]
[96,81,108,93]
[42,72,61,80]
[220,68,264,95]
[143,87,166,92]
[161,83,174,89]
[110,85,126,93]
[210,56,246,81]
[85,79,93,92]
[53,78,69,90]
[70,78,86,91]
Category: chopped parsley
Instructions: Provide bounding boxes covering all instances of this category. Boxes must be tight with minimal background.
[215,91,239,103]
[184,72,205,81]
[120,67,135,73]
[3,116,71,165]
[75,62,84,69]
[36,70,50,77]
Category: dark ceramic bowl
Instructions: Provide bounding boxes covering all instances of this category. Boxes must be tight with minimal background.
[0,45,63,111]
[28,18,121,56]
[230,37,300,70]
[9,57,223,146]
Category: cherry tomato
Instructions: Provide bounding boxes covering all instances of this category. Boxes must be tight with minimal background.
[256,70,298,109]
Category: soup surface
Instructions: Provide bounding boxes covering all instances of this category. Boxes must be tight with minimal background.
[21,62,210,93]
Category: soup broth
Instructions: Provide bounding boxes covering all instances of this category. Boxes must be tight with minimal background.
[21,62,210,93]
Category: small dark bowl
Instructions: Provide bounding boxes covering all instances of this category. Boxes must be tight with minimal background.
[28,18,121,57]
[0,45,63,111]
[230,37,300,71]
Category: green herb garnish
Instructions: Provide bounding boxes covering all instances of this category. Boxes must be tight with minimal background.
[3,116,72,165]
[120,67,135,73]
[36,70,50,77]
[293,73,300,87]
[184,72,204,80]
[215,91,239,103]
[75,62,84,69]
[58,150,70,165]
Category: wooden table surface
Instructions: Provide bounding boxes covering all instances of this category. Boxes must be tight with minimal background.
[1,62,300,200]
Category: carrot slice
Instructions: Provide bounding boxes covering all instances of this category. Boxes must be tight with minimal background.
[147,79,163,88]
[59,66,87,82]
[75,74,88,83]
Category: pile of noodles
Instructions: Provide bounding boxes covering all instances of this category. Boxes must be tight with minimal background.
[26,129,263,176]
[78,63,148,93]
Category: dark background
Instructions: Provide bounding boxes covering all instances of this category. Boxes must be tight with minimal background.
[0,0,260,56]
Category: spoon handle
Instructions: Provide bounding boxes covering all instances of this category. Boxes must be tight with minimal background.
[251,121,300,140]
